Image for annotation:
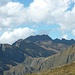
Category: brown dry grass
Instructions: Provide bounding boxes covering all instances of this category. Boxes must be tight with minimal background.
[26,62,75,75]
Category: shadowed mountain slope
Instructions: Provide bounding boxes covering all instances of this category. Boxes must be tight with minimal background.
[0,44,25,63]
[13,40,56,57]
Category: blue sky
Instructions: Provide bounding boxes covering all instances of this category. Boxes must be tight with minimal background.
[13,0,33,7]
[0,0,75,44]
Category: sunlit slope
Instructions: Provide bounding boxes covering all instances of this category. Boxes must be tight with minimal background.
[26,62,75,75]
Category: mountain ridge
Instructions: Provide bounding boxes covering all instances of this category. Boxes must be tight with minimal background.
[0,34,75,75]
[25,35,75,52]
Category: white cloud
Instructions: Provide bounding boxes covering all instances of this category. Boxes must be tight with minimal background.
[0,0,74,28]
[26,0,70,23]
[0,0,12,6]
[72,0,75,3]
[0,0,71,28]
[0,0,75,43]
[57,7,75,31]
[62,34,68,39]
[0,2,27,29]
[0,27,35,44]
[27,0,75,33]
[72,30,75,36]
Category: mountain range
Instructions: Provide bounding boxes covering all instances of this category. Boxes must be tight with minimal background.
[0,34,75,75]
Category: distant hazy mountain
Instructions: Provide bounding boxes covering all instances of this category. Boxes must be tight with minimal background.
[0,34,75,75]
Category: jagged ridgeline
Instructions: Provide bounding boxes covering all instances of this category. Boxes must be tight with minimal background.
[0,35,75,75]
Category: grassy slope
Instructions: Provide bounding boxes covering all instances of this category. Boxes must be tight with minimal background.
[26,62,75,75]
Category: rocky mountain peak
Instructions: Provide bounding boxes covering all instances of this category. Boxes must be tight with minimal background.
[25,34,53,42]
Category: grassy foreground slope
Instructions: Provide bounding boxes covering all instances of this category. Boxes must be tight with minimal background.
[26,62,75,75]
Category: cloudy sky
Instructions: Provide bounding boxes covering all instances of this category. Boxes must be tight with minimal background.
[0,0,75,44]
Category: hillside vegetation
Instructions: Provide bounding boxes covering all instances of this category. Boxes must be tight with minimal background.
[26,62,75,75]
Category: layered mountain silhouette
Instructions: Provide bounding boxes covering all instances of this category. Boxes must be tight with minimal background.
[0,34,75,75]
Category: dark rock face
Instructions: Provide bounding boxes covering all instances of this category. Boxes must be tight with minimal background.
[13,40,56,57]
[54,38,75,45]
[0,44,25,73]
[0,44,25,64]
[25,35,53,42]
[25,35,75,46]
[0,69,3,75]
